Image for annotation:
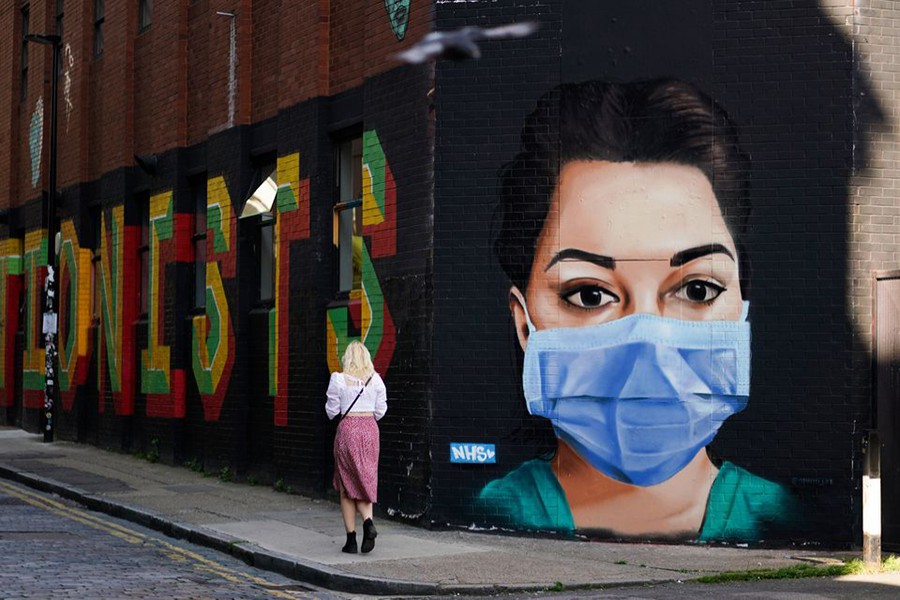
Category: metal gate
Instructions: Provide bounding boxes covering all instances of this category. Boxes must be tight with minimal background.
[875,273,900,549]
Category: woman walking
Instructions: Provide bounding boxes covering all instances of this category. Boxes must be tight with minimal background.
[326,341,388,553]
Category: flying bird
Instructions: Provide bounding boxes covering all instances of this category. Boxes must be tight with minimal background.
[395,21,540,64]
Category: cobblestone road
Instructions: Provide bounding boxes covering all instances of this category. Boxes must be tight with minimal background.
[0,479,347,599]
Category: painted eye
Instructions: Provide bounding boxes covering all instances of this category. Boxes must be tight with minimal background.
[562,285,620,309]
[675,280,726,304]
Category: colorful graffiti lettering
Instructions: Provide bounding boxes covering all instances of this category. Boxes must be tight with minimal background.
[97,206,138,415]
[383,0,410,40]
[141,191,186,418]
[269,153,310,426]
[57,220,92,411]
[361,130,398,258]
[0,238,23,407]
[21,229,47,408]
[141,192,172,397]
[191,176,236,422]
[326,130,396,376]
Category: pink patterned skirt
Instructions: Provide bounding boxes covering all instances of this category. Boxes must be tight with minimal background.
[333,416,380,502]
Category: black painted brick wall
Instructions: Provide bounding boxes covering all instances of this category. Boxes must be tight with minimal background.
[428,0,896,546]
[430,0,563,526]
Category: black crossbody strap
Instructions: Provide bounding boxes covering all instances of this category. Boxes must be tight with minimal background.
[338,374,374,422]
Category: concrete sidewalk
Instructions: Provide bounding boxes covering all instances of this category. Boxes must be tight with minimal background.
[0,427,856,596]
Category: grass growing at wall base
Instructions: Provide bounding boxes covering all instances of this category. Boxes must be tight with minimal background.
[694,555,900,584]
[134,438,160,463]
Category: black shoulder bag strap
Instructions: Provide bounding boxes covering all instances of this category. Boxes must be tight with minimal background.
[338,374,374,423]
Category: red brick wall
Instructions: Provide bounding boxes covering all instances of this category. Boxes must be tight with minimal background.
[134,0,188,153]
[189,0,245,136]
[328,0,365,94]
[16,0,52,209]
[3,0,432,211]
[365,0,430,80]
[329,0,431,96]
[1,1,435,489]
[186,0,211,144]
[12,0,96,195]
[63,0,90,190]
[250,0,281,123]
[0,1,21,210]
[44,0,100,192]
[87,0,135,181]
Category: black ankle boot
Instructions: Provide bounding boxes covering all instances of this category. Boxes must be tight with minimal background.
[361,518,377,553]
[342,531,358,554]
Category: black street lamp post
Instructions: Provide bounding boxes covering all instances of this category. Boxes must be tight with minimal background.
[25,33,61,443]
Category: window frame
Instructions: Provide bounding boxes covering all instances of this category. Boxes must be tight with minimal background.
[136,194,150,318]
[93,0,104,57]
[191,175,207,310]
[90,207,103,322]
[245,156,277,306]
[138,0,152,33]
[333,135,363,296]
[258,212,275,304]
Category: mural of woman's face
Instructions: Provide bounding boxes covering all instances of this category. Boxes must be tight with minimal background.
[512,161,743,344]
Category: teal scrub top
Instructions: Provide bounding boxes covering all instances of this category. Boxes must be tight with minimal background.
[476,459,800,542]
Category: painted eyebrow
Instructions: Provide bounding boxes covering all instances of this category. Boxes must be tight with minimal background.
[544,244,735,272]
[545,249,615,272]
[669,244,735,267]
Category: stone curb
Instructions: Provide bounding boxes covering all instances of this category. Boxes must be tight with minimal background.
[0,462,640,596]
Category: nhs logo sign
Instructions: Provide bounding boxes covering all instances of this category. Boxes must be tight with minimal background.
[450,443,496,464]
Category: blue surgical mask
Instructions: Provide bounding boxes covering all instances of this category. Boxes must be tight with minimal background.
[521,302,751,487]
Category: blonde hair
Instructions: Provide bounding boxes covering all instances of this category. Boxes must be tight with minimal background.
[342,340,375,380]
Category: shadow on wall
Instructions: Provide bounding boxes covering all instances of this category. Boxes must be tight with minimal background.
[567,0,888,543]
[705,1,884,544]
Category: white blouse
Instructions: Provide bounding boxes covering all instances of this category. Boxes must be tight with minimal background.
[325,371,388,420]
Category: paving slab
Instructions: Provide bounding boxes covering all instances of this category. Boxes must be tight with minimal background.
[210,519,493,565]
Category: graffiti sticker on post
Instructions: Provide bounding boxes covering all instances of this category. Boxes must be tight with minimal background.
[450,443,496,464]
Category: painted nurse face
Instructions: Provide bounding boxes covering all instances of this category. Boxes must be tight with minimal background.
[511,160,744,343]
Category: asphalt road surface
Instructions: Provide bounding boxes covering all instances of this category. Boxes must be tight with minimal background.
[0,478,346,599]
